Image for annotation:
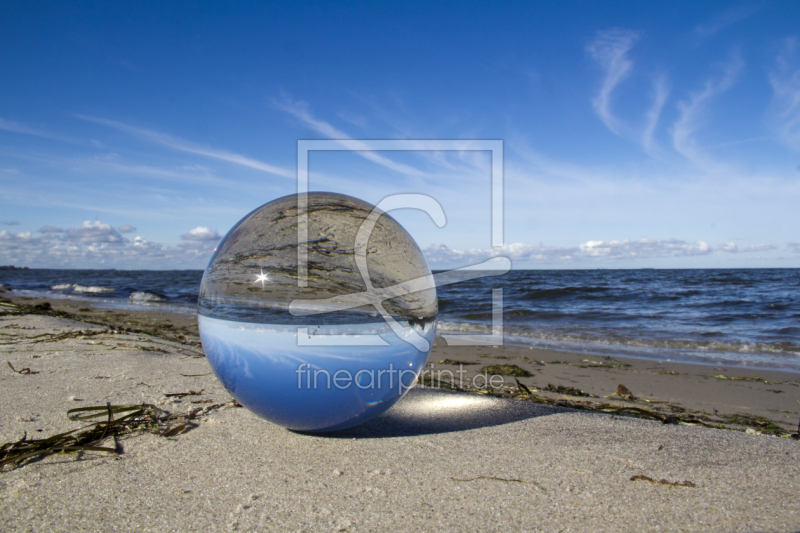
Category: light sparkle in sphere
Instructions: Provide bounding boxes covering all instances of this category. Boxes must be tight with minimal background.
[198,192,437,432]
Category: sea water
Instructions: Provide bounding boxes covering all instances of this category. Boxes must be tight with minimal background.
[198,315,435,432]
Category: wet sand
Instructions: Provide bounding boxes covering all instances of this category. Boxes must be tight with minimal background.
[5,293,799,432]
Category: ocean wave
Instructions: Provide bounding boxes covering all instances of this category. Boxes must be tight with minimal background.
[129,291,166,302]
[50,283,74,290]
[72,285,116,294]
[519,286,614,301]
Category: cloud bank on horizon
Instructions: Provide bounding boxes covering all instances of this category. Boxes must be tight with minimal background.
[0,2,798,269]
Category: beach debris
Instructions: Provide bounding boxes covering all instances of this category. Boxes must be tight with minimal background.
[630,475,695,488]
[606,384,635,400]
[452,476,525,483]
[6,361,39,375]
[710,374,799,387]
[712,374,769,383]
[578,358,631,368]
[479,364,532,377]
[437,359,479,365]
[180,372,213,377]
[545,384,596,398]
[547,358,630,369]
[1,403,163,470]
[164,389,205,398]
[0,399,235,470]
[515,378,532,395]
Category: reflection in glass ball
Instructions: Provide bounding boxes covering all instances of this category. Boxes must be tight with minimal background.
[197,192,437,432]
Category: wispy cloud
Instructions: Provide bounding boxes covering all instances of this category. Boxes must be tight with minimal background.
[273,97,426,177]
[768,38,800,151]
[694,5,760,38]
[587,29,640,136]
[642,74,670,156]
[74,115,294,178]
[2,221,20,226]
[78,157,234,188]
[672,51,744,169]
[0,117,76,144]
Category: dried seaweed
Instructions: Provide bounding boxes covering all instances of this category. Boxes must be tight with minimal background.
[7,361,39,375]
[545,384,596,397]
[0,403,191,470]
[515,378,532,395]
[452,476,525,483]
[480,364,532,377]
[630,475,695,488]
[437,359,479,366]
[712,374,800,387]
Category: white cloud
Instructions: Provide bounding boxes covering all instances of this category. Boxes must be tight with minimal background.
[672,51,744,169]
[0,117,77,144]
[65,221,125,244]
[118,224,136,233]
[39,225,64,233]
[743,243,777,253]
[0,117,53,138]
[0,222,217,268]
[769,38,800,151]
[788,242,800,253]
[694,6,760,38]
[720,242,777,253]
[642,74,670,155]
[74,115,294,178]
[273,97,425,177]
[579,238,711,258]
[424,237,714,265]
[181,226,221,242]
[587,29,640,136]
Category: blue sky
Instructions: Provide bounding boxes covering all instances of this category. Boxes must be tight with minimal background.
[1,1,799,269]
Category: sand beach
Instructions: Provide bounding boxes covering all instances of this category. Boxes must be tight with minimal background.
[1,296,799,531]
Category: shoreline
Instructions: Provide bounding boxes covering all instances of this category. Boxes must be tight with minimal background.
[5,289,799,374]
[2,292,799,433]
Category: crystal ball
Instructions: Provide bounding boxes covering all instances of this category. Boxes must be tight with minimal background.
[197,192,437,432]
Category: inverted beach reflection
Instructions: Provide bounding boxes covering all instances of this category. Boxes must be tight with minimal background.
[198,315,435,432]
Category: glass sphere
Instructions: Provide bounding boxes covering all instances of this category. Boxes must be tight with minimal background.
[197,192,437,432]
